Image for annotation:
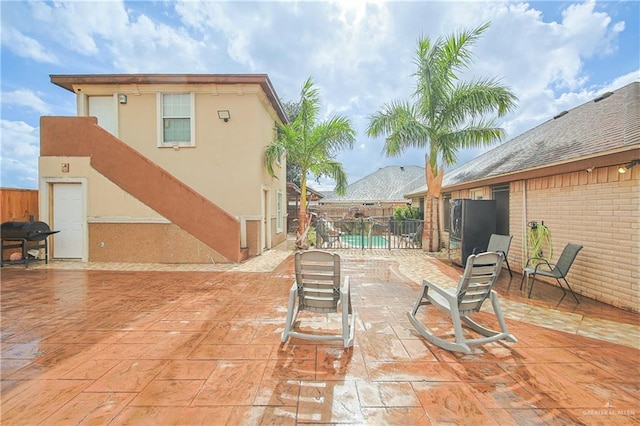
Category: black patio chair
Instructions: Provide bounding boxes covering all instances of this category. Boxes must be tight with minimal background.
[473,234,513,277]
[520,243,583,303]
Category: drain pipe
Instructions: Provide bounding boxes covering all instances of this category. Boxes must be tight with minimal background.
[522,179,528,265]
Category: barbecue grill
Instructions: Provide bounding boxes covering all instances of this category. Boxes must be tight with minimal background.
[1,220,59,268]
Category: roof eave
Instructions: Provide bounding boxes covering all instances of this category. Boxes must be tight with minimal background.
[442,147,640,192]
[50,73,289,124]
[320,199,410,204]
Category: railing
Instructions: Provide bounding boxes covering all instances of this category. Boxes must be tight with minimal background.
[314,217,424,250]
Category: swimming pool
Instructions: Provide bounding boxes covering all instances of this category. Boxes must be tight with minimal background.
[340,234,389,248]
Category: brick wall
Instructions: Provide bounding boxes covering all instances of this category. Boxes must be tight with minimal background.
[449,164,639,312]
[511,165,638,311]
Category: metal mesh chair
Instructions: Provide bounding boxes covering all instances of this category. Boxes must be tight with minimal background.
[473,234,513,277]
[520,243,583,303]
[487,234,513,277]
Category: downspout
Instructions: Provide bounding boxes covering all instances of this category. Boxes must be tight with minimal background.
[522,179,528,265]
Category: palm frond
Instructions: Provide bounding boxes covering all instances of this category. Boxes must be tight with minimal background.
[265,76,355,205]
[439,123,506,156]
[295,77,321,140]
[367,101,430,157]
[310,160,349,196]
[441,22,490,74]
[447,80,518,122]
[311,116,356,156]
[265,143,286,178]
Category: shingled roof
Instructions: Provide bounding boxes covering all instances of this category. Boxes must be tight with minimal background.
[443,81,640,188]
[322,165,425,203]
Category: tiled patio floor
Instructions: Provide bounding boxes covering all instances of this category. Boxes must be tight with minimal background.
[1,243,638,425]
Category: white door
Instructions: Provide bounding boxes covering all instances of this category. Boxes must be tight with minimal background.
[88,96,117,135]
[53,184,84,259]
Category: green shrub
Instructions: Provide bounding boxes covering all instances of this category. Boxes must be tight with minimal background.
[393,206,421,220]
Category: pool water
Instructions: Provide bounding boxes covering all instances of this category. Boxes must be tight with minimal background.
[340,234,388,247]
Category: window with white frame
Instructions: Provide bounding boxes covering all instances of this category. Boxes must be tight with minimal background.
[158,93,194,146]
[470,188,484,200]
[276,190,283,233]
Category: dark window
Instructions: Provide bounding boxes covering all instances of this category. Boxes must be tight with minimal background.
[492,185,510,235]
[442,194,451,231]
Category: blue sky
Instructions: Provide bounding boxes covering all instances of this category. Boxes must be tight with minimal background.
[1,0,638,191]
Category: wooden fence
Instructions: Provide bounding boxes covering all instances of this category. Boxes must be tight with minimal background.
[0,188,39,223]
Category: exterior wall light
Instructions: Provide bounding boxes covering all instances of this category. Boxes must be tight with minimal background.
[618,160,639,174]
[217,110,231,122]
[118,94,127,104]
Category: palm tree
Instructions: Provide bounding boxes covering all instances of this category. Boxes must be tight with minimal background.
[366,22,517,251]
[266,77,356,247]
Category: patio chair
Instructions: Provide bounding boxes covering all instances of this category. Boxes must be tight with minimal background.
[520,243,582,303]
[401,222,423,248]
[316,218,341,248]
[407,252,516,354]
[473,234,513,277]
[282,250,355,348]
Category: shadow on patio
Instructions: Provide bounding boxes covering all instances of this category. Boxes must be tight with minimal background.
[1,248,638,425]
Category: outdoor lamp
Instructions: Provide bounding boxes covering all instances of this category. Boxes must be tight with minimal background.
[618,159,639,174]
[217,110,231,122]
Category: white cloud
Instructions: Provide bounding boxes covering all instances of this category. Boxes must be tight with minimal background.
[0,120,40,188]
[470,1,624,95]
[560,0,624,57]
[174,1,262,70]
[310,1,394,77]
[446,0,630,146]
[108,14,208,73]
[2,89,52,115]
[30,0,129,56]
[0,28,58,64]
[5,1,207,73]
[0,0,636,190]
[606,71,640,90]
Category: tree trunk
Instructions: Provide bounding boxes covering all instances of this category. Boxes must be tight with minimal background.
[295,220,311,250]
[296,178,309,249]
[424,156,444,252]
[297,179,308,235]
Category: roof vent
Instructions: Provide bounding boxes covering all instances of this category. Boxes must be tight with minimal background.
[593,91,614,102]
[553,110,568,119]
[400,166,405,171]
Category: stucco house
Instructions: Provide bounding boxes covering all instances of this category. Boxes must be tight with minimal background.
[407,82,639,312]
[39,74,288,264]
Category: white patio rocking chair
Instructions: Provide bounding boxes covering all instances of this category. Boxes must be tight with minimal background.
[407,251,516,354]
[282,250,355,348]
